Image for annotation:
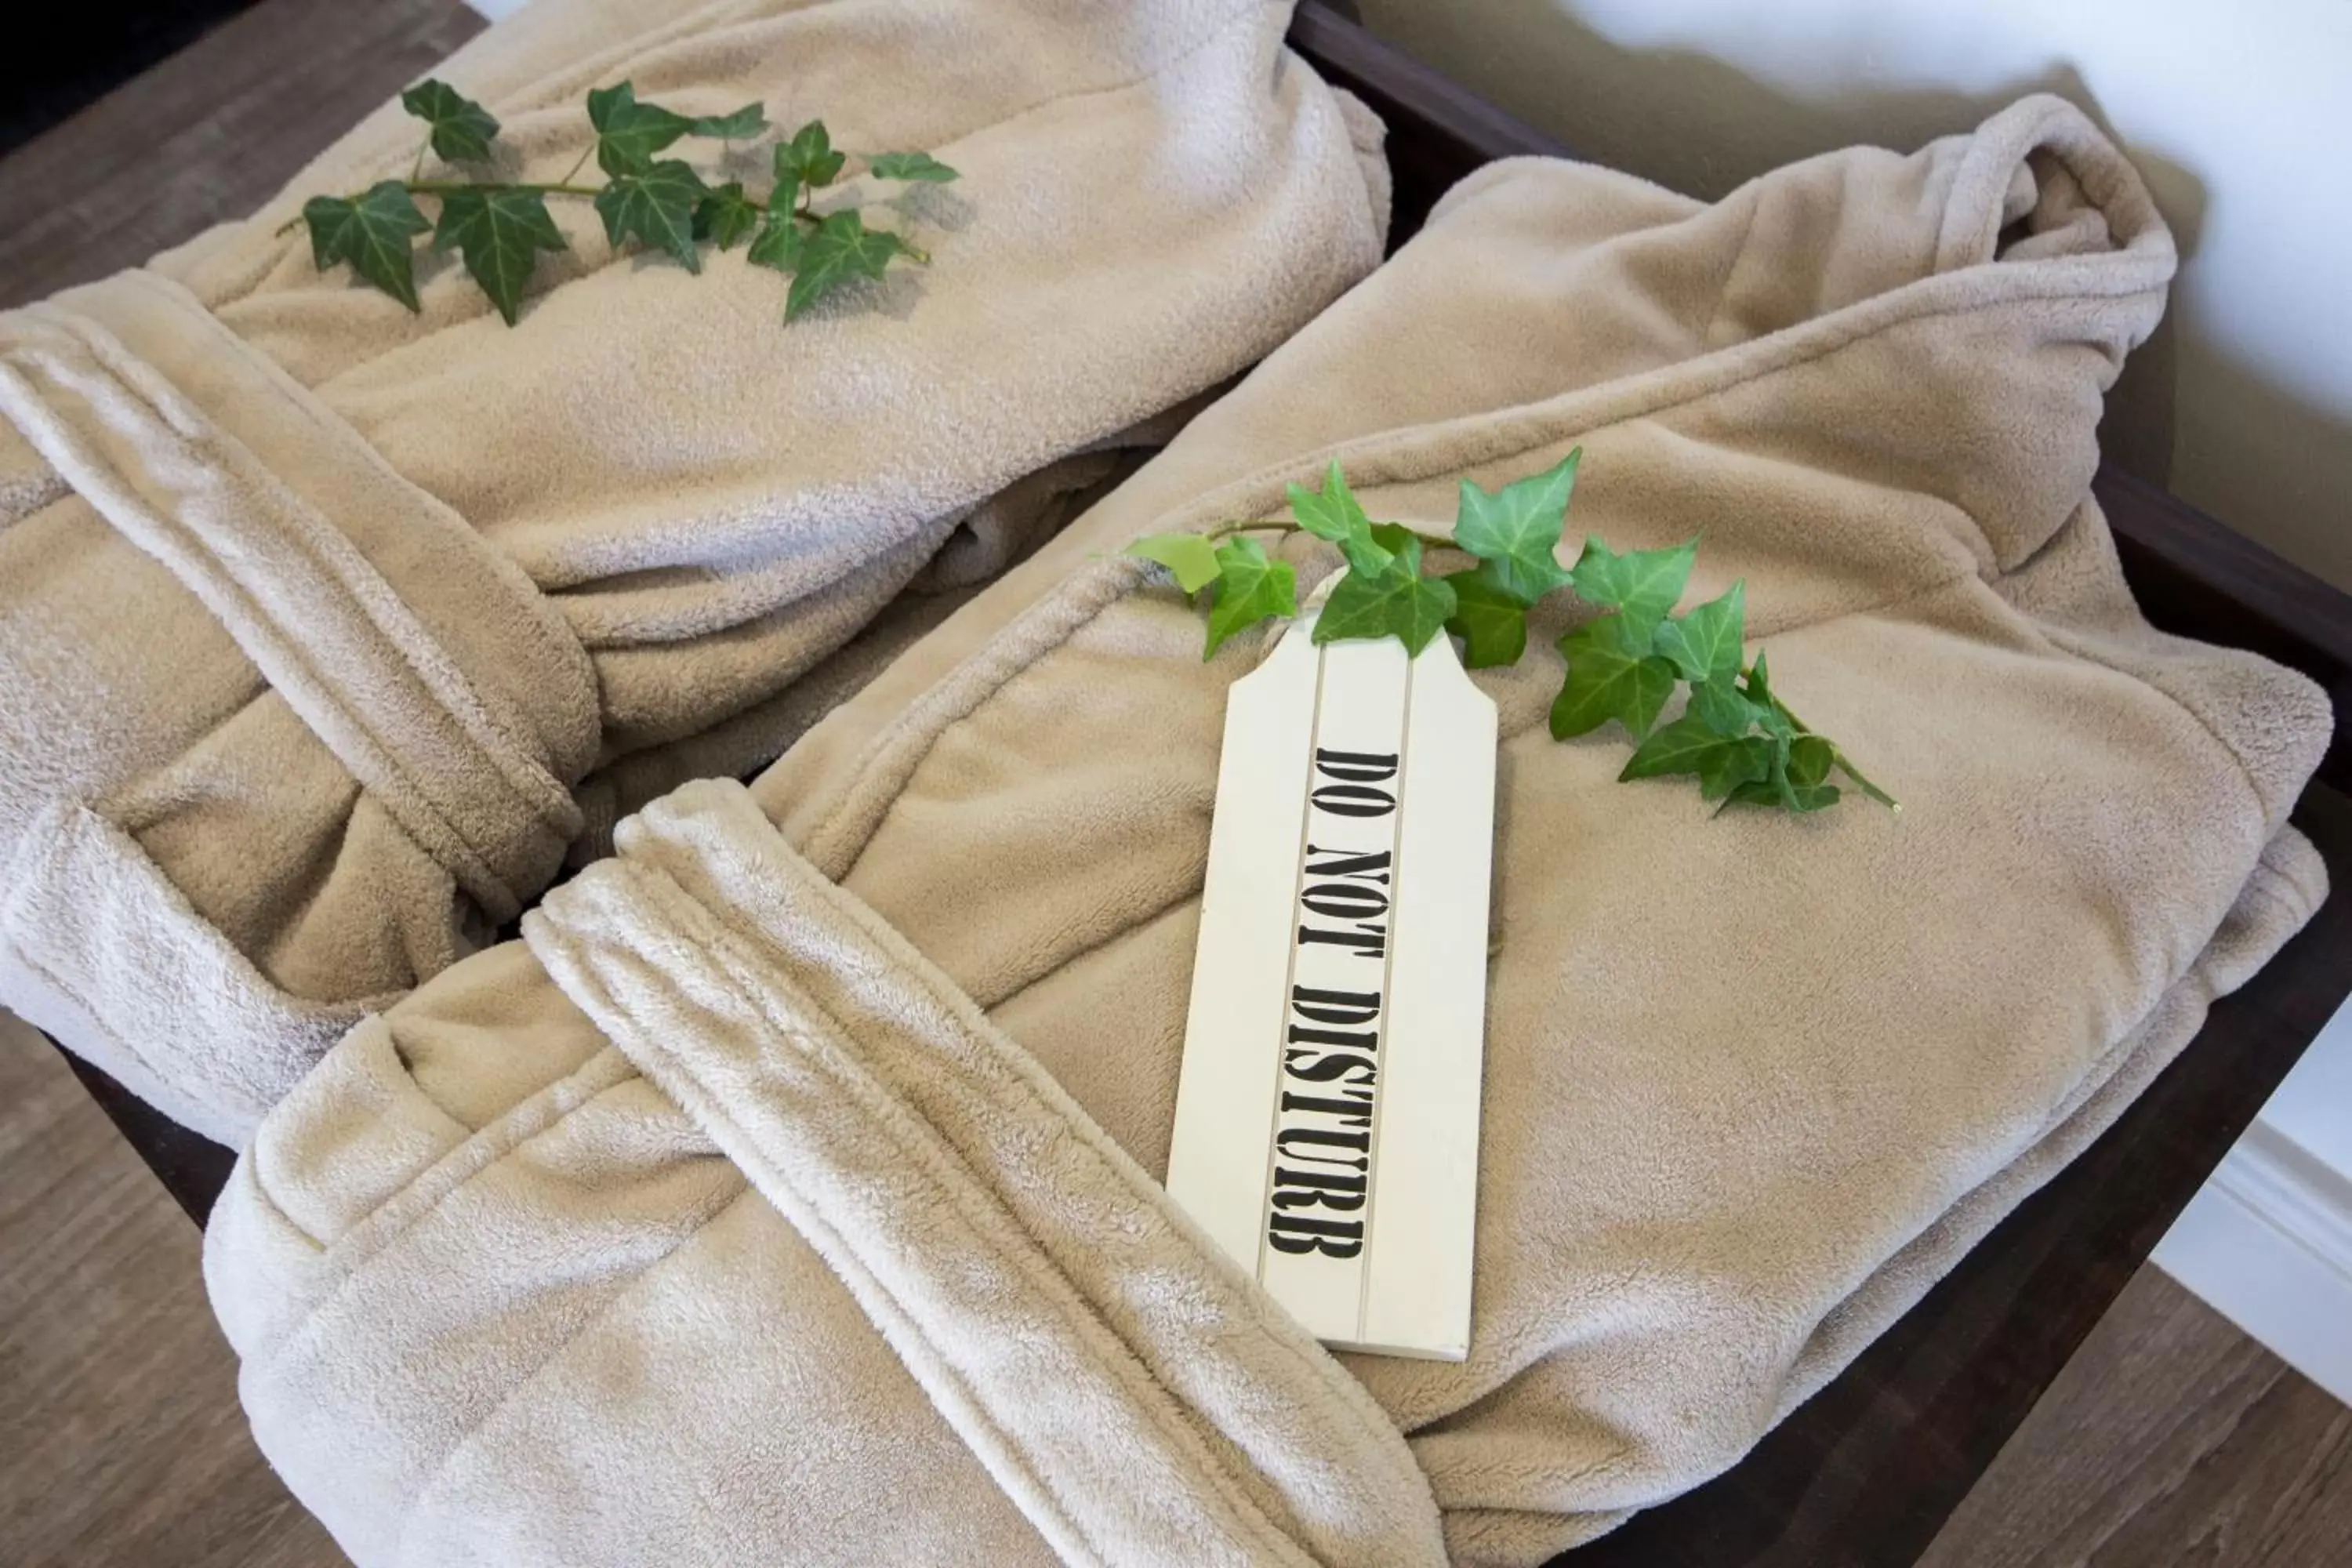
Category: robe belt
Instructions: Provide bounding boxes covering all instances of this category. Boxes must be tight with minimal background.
[0,270,598,918]
[523,779,1450,1568]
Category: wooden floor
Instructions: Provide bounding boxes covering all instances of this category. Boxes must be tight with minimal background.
[9,1014,2350,1567]
[0,1017,343,1567]
[0,2,479,1560]
[1,0,2349,1564]
[1921,1269,2352,1566]
[0,0,481,310]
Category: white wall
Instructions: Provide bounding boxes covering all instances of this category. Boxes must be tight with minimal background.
[1357,0,2352,591]
[2155,1000,2352,1405]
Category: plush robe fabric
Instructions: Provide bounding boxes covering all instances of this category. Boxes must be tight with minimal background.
[205,96,2330,1565]
[0,0,1391,1142]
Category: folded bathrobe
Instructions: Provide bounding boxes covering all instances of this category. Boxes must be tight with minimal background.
[0,0,1390,1143]
[205,97,2332,1565]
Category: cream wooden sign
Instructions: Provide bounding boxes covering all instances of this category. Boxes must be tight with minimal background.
[1165,613,1497,1360]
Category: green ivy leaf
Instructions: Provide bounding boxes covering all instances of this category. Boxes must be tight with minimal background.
[1743,651,1795,742]
[785,209,906,318]
[1314,535,1457,656]
[594,159,707,271]
[869,151,960,183]
[776,119,847,188]
[1550,612,1679,741]
[1127,532,1221,593]
[586,82,694,176]
[1652,579,1746,684]
[1443,570,1527,668]
[1788,733,1837,789]
[1287,462,1393,579]
[692,183,761,249]
[1725,731,1792,810]
[400,79,500,164]
[1570,535,1698,629]
[1203,536,1296,659]
[1618,714,1774,803]
[303,181,430,310]
[1617,711,1729,781]
[1733,769,1838,811]
[1452,448,1579,604]
[1688,675,1762,738]
[1395,575,1461,655]
[690,103,768,139]
[431,187,567,325]
[1720,728,1832,811]
[766,164,804,219]
[1700,735,1776,801]
[745,211,805,274]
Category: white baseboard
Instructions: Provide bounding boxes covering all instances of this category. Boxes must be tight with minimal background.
[2154,1116,2352,1406]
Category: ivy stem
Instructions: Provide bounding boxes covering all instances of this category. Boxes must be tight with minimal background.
[1205,517,1463,557]
[401,180,607,199]
[1755,677,1900,811]
[278,176,907,255]
[274,179,611,236]
[559,144,595,187]
[1192,519,1900,811]
[410,139,427,184]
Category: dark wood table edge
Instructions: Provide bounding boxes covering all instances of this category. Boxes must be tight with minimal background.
[56,1049,238,1222]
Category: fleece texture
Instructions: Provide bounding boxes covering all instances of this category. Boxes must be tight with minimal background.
[0,0,1390,1142]
[206,97,2331,1564]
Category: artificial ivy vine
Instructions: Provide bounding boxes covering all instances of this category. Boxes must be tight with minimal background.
[297,78,958,325]
[1130,452,1897,815]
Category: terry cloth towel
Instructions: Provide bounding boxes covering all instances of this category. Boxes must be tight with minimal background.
[205,97,2331,1565]
[0,0,1391,1145]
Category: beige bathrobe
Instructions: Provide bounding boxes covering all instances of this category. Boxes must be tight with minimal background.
[0,0,1390,1143]
[205,98,2331,1565]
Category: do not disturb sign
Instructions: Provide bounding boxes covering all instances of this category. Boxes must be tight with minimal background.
[1165,612,1497,1360]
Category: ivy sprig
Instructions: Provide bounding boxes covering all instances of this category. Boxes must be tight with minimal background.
[1127,453,1896,815]
[293,78,957,325]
